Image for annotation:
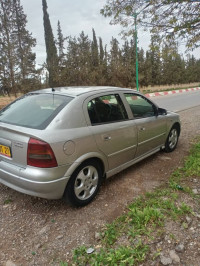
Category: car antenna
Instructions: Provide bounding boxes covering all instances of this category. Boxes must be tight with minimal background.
[51,87,55,105]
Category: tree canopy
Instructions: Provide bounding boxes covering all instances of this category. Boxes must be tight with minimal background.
[0,0,199,93]
[0,0,39,95]
[101,0,200,49]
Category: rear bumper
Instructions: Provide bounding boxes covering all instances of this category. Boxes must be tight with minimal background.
[0,160,71,199]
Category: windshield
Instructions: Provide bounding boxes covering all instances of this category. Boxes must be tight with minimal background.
[0,93,73,129]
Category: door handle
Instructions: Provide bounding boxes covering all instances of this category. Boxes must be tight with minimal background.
[103,136,111,141]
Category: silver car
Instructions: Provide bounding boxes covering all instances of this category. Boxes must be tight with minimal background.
[0,87,180,206]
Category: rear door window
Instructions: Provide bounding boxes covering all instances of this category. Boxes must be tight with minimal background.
[0,93,73,129]
[87,94,128,125]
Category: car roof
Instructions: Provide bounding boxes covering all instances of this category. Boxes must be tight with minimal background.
[33,86,138,97]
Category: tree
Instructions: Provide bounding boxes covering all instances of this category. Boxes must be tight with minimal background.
[108,37,124,86]
[161,40,186,85]
[185,55,198,83]
[121,40,136,88]
[0,0,16,94]
[143,51,152,86]
[149,34,162,86]
[13,0,37,91]
[56,20,66,86]
[57,20,65,59]
[0,0,37,95]
[98,37,107,85]
[63,32,91,85]
[91,28,99,68]
[42,0,59,87]
[101,0,200,49]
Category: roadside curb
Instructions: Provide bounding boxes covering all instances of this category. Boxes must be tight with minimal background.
[145,87,200,98]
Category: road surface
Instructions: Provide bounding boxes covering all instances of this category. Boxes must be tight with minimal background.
[151,90,200,112]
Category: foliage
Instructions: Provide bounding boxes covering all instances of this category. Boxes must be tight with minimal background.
[100,0,200,49]
[1,1,200,92]
[0,0,39,95]
[54,29,200,88]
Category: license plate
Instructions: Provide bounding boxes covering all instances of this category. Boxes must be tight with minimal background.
[0,144,11,157]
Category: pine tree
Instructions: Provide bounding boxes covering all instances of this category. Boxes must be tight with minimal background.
[0,0,17,95]
[63,36,78,85]
[161,41,184,85]
[186,55,197,83]
[128,39,137,88]
[42,0,59,87]
[0,0,37,95]
[109,37,124,86]
[149,34,162,86]
[64,32,91,85]
[13,0,37,91]
[144,51,152,87]
[138,48,145,87]
[77,31,92,85]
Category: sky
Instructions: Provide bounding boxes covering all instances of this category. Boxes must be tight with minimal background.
[21,0,200,66]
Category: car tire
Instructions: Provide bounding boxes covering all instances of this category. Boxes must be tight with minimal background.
[63,160,102,207]
[164,125,179,153]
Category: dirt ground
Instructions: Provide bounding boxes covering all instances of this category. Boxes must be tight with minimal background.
[0,97,200,265]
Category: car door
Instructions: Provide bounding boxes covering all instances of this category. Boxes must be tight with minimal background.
[85,93,137,170]
[123,93,167,158]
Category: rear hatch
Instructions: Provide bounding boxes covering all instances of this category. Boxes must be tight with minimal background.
[0,93,73,168]
[0,124,31,167]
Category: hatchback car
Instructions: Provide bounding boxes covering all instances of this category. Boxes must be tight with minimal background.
[0,87,180,206]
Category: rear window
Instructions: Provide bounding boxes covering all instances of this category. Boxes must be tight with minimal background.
[0,93,73,129]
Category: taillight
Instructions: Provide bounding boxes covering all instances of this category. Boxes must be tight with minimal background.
[27,138,57,168]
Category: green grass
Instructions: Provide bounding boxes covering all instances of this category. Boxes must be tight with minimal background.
[61,137,200,265]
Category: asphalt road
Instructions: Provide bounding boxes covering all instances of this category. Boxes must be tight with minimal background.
[151,90,200,112]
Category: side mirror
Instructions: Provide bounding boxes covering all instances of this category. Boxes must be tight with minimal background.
[157,107,167,116]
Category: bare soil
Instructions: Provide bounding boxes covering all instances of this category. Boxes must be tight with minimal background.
[0,97,200,265]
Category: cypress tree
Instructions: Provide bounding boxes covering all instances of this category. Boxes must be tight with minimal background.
[99,37,104,64]
[57,20,65,59]
[42,0,58,87]
[91,28,99,68]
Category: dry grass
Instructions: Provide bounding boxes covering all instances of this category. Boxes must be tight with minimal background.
[139,82,200,93]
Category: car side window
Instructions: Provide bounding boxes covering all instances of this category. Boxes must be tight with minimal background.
[87,94,128,125]
[124,93,156,118]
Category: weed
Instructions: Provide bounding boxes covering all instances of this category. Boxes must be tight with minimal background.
[152,251,161,260]
[60,263,68,266]
[128,206,164,229]
[183,142,200,177]
[73,243,149,265]
[169,233,176,240]
[103,223,119,245]
[4,199,12,204]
